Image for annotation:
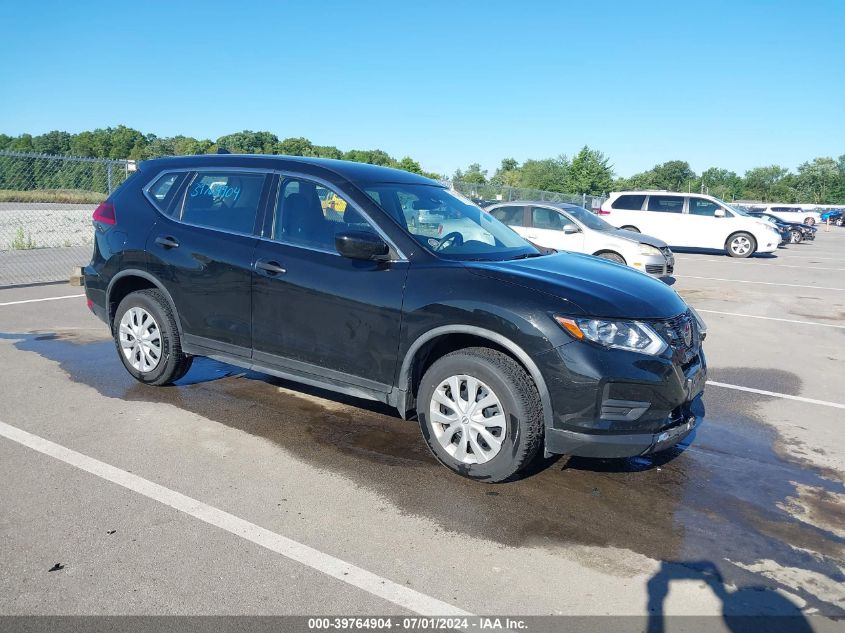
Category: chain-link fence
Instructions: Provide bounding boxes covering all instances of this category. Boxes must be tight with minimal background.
[0,150,130,286]
[449,180,607,211]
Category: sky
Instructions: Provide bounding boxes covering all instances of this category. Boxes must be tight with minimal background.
[1,0,843,178]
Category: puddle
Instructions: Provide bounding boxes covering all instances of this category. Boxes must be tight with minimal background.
[6,330,845,616]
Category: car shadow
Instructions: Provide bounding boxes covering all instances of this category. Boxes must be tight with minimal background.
[646,560,813,632]
[670,247,779,259]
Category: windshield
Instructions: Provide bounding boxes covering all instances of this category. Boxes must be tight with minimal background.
[362,184,539,261]
[562,205,615,231]
[712,197,748,217]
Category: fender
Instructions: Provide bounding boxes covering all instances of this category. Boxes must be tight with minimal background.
[396,325,554,430]
[106,269,184,336]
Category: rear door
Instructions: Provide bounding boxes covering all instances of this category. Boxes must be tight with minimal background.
[146,169,270,355]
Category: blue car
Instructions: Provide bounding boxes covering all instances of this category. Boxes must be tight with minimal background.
[819,209,843,226]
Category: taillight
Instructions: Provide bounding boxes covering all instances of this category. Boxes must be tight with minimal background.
[86,298,94,311]
[597,209,611,216]
[93,202,116,225]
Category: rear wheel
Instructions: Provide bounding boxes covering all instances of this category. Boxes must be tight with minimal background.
[804,217,815,226]
[113,289,192,385]
[596,251,626,264]
[620,225,640,233]
[790,229,803,244]
[417,347,543,482]
[726,232,756,258]
[835,217,843,227]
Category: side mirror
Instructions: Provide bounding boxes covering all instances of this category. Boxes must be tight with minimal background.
[562,223,579,234]
[335,230,390,261]
[714,208,726,218]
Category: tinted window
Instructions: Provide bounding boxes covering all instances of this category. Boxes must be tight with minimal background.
[688,197,722,217]
[489,206,525,227]
[273,178,371,251]
[181,172,266,234]
[147,172,187,212]
[647,195,684,213]
[612,194,646,210]
[532,207,564,230]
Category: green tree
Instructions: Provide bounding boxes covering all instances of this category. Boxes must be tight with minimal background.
[276,136,314,156]
[743,165,793,202]
[216,130,279,154]
[795,157,839,203]
[32,130,72,155]
[453,162,487,184]
[490,158,522,187]
[519,157,569,191]
[566,146,613,195]
[699,167,743,201]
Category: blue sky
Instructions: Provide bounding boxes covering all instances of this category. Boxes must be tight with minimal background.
[1,0,843,178]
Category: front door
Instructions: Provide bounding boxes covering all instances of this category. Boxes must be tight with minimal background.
[251,176,408,391]
[528,206,585,252]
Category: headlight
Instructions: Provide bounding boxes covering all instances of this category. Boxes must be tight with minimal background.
[554,316,667,355]
[639,244,661,256]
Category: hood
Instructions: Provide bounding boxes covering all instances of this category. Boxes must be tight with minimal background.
[465,252,688,319]
[613,229,667,249]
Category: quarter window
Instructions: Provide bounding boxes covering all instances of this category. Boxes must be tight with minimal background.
[273,178,371,251]
[181,171,266,234]
[647,195,684,213]
[147,172,187,213]
[612,194,646,210]
[488,206,525,227]
[688,198,722,216]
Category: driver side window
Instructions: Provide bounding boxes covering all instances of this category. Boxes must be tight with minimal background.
[532,207,564,230]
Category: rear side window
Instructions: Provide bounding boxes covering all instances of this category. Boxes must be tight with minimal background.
[489,206,525,227]
[181,171,266,234]
[688,197,721,216]
[612,194,646,210]
[146,172,187,212]
[647,195,684,213]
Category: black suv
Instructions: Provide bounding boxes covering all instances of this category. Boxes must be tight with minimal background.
[84,155,707,482]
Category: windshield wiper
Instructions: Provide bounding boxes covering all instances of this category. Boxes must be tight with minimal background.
[509,252,544,260]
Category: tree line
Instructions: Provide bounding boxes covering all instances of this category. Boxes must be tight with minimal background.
[1,126,843,204]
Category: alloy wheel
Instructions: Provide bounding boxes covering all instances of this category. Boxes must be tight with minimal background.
[730,236,752,256]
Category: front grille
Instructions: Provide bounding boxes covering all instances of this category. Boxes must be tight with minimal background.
[651,310,700,364]
[645,264,665,274]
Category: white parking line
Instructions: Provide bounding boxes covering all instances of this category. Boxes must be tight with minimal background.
[682,276,845,291]
[673,259,845,272]
[706,382,845,409]
[697,309,845,329]
[0,419,470,617]
[0,294,84,307]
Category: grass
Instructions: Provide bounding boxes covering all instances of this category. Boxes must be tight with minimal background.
[8,226,36,250]
[0,189,106,204]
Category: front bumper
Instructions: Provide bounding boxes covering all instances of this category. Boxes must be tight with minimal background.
[536,321,706,459]
[632,249,674,277]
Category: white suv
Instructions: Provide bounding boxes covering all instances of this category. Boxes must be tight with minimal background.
[599,192,782,258]
[755,205,821,226]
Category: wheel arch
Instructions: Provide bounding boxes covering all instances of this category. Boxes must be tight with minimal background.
[396,325,554,431]
[592,249,627,264]
[106,269,183,335]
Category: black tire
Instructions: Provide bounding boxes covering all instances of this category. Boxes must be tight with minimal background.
[620,225,640,233]
[596,251,626,264]
[790,229,803,244]
[835,217,843,227]
[725,232,756,258]
[417,347,543,482]
[804,217,815,226]
[113,289,192,386]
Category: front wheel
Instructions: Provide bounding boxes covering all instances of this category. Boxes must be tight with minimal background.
[726,232,756,258]
[790,229,803,244]
[113,289,192,385]
[596,251,626,264]
[417,347,543,482]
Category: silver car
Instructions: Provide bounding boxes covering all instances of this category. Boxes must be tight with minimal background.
[486,201,674,277]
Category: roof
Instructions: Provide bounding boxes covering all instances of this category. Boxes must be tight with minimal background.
[488,200,584,210]
[139,154,439,186]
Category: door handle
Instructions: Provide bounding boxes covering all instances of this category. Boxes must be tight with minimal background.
[155,236,179,249]
[255,259,286,275]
